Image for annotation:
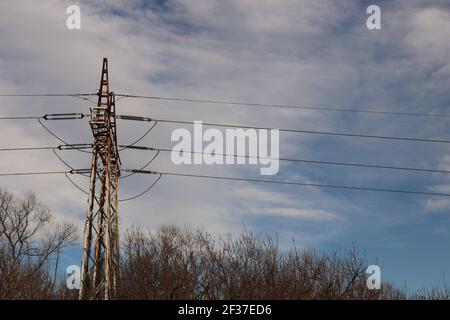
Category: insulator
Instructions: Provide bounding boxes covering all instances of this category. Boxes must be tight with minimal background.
[70,169,92,175]
[118,145,154,151]
[124,169,157,175]
[58,144,93,150]
[43,113,86,120]
[117,115,152,122]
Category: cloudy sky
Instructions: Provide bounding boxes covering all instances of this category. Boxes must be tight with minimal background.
[0,0,449,291]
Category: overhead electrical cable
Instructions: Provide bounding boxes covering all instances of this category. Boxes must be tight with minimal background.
[115,93,450,119]
[37,118,92,154]
[125,169,450,198]
[119,145,450,175]
[118,173,162,202]
[117,115,450,145]
[0,170,86,176]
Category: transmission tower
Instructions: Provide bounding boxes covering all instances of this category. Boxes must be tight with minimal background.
[79,58,121,300]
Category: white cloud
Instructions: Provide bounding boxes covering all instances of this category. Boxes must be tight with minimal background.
[255,207,336,220]
[425,198,450,211]
[432,227,449,236]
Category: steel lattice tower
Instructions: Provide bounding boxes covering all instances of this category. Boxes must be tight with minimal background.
[79,58,121,300]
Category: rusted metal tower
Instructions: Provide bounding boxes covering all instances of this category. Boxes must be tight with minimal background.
[79,58,121,300]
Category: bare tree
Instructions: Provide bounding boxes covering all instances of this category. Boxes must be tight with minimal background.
[119,226,405,300]
[0,189,78,299]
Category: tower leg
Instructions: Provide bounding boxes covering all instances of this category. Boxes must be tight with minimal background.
[79,150,98,299]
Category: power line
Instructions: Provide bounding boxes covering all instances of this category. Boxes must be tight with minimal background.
[118,173,162,202]
[117,120,158,152]
[0,116,43,120]
[37,118,92,153]
[0,93,98,104]
[117,115,450,145]
[0,170,78,176]
[115,93,450,119]
[4,166,448,198]
[52,148,90,177]
[0,144,93,152]
[3,142,448,176]
[65,172,89,195]
[0,93,96,97]
[0,146,56,151]
[119,145,450,175]
[1,91,448,119]
[63,169,162,201]
[126,169,450,198]
[0,113,88,121]
[119,149,160,179]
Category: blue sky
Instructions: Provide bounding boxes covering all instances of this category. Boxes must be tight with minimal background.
[1,0,450,292]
